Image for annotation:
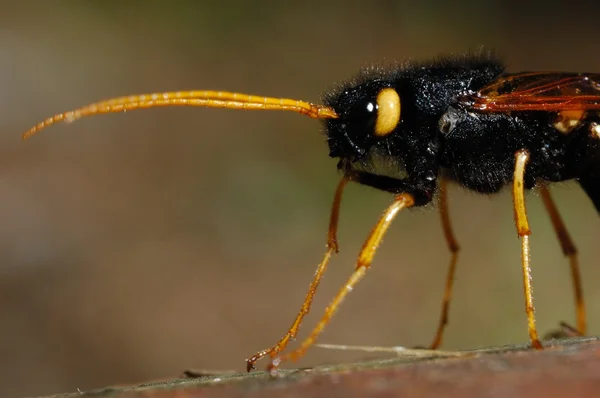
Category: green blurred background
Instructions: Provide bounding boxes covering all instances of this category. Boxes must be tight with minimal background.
[1,1,600,396]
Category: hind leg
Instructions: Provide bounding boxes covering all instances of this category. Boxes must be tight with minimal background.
[539,185,585,334]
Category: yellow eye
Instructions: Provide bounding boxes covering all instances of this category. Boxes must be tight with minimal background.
[374,88,401,137]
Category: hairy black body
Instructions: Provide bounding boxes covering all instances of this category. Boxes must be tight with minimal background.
[322,54,600,211]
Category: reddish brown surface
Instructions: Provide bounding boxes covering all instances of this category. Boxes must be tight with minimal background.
[44,337,600,398]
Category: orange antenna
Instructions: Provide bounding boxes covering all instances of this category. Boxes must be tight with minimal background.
[22,90,339,140]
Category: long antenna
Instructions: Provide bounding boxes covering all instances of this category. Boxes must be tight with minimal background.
[22,90,339,140]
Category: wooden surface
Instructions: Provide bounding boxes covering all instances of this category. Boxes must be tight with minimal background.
[42,337,600,398]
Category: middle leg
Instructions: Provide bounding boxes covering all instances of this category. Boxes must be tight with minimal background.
[512,149,543,349]
[429,178,460,349]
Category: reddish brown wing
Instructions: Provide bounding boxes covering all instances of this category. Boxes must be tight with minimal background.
[465,72,600,112]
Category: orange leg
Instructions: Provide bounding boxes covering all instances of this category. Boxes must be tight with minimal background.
[512,150,543,349]
[246,175,350,371]
[539,185,585,334]
[268,193,415,372]
[429,178,460,349]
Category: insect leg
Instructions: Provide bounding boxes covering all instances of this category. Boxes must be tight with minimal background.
[539,185,585,334]
[268,193,415,372]
[246,175,350,372]
[512,150,543,349]
[429,178,460,349]
[343,170,436,206]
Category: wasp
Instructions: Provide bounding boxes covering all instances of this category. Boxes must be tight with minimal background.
[22,51,599,373]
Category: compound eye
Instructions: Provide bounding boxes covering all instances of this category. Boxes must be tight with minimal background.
[374,88,401,137]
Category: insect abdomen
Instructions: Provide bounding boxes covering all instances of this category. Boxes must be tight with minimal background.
[578,173,600,213]
[566,118,600,213]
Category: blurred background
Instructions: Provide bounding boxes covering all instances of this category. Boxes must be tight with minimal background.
[1,1,600,396]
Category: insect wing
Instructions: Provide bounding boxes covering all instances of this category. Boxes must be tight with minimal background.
[467,72,600,112]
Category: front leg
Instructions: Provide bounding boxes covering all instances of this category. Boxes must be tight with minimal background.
[245,175,350,371]
[512,149,543,349]
[347,168,458,350]
[345,169,437,206]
